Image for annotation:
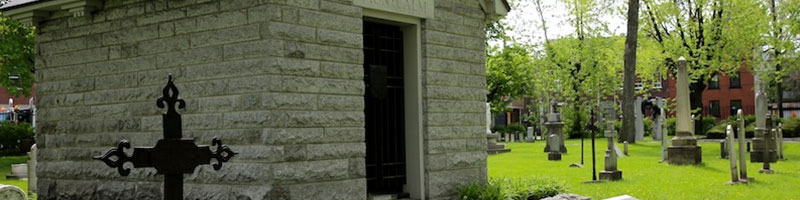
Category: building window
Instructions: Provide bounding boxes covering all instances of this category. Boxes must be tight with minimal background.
[709,73,720,89]
[709,101,721,118]
[730,72,741,88]
[730,100,742,117]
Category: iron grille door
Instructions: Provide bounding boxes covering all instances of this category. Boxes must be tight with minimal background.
[363,21,406,195]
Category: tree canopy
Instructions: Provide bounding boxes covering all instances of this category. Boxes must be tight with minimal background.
[0,14,36,97]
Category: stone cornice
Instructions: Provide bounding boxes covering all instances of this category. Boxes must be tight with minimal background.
[479,0,510,22]
[1,0,102,27]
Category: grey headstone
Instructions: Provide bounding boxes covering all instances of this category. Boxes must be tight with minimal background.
[726,125,739,183]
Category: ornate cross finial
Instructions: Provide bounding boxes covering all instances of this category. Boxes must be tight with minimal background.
[157,74,186,116]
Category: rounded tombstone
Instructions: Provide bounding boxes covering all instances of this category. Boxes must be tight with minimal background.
[0,184,27,200]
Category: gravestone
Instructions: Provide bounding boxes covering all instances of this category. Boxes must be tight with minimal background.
[0,184,26,200]
[657,98,668,161]
[544,102,567,153]
[546,107,565,161]
[751,70,778,163]
[759,114,775,174]
[667,57,702,165]
[726,125,740,184]
[27,144,36,194]
[527,127,535,142]
[6,164,27,180]
[600,105,622,181]
[634,97,644,141]
[720,140,727,159]
[548,134,562,161]
[736,109,749,181]
[486,103,509,154]
[623,141,629,156]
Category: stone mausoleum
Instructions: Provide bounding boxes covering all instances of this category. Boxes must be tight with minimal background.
[1,0,509,199]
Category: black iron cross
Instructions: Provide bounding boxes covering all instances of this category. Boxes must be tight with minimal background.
[94,75,237,200]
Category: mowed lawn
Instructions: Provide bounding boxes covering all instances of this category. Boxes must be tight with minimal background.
[0,155,30,194]
[489,138,800,200]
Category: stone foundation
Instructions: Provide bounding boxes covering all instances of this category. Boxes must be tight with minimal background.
[599,170,622,181]
[548,152,561,161]
[667,146,702,165]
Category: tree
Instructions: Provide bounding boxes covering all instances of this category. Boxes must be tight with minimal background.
[764,0,800,118]
[0,14,36,97]
[622,0,640,143]
[486,43,535,114]
[640,0,768,134]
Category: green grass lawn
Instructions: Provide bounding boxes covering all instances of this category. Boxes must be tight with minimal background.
[489,138,800,200]
[0,155,30,195]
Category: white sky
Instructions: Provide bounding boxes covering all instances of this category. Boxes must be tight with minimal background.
[496,0,628,46]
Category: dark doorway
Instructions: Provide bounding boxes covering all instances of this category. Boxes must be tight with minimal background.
[363,21,406,195]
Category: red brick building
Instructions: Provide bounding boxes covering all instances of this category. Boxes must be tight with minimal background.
[0,87,34,108]
[663,66,755,121]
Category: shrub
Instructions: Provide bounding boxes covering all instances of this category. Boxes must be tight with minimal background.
[666,117,676,136]
[491,125,507,134]
[457,181,503,200]
[705,123,727,139]
[698,115,716,135]
[782,117,800,138]
[492,177,567,200]
[743,115,756,126]
[507,123,526,134]
[457,177,567,200]
[643,117,653,137]
[0,122,34,156]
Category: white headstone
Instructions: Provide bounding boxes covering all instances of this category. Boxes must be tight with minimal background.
[486,103,492,135]
[634,97,644,141]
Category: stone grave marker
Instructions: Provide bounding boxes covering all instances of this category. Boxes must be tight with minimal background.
[0,184,26,200]
[726,125,740,184]
[527,127,535,142]
[759,114,775,174]
[667,57,702,165]
[546,106,564,161]
[600,105,622,181]
[6,164,27,180]
[737,109,749,181]
[720,140,728,159]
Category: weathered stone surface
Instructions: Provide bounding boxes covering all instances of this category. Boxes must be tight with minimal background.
[287,179,366,200]
[0,184,26,200]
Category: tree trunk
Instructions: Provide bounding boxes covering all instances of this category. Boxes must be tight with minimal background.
[622,0,640,143]
[690,81,706,135]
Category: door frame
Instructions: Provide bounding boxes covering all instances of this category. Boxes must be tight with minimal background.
[363,9,425,199]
